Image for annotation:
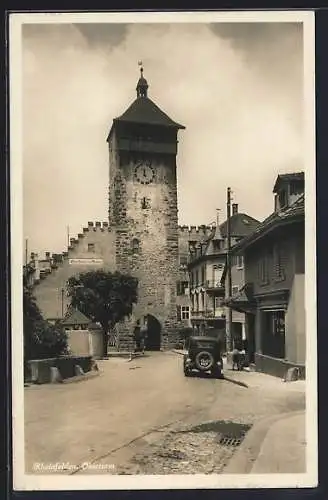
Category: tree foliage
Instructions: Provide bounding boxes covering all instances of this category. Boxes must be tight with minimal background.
[66,270,138,355]
[23,283,68,362]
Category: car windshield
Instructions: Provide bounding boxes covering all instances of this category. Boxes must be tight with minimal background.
[189,337,219,349]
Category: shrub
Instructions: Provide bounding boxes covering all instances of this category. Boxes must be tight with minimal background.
[25,319,68,361]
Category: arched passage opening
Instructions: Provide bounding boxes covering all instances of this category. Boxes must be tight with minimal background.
[145,314,162,351]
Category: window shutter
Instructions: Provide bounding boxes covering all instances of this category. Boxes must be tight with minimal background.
[177,305,182,321]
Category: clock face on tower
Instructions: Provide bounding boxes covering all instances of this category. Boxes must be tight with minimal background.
[134,160,155,185]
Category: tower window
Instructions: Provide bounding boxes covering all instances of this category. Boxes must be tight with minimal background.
[88,243,95,253]
[131,238,140,254]
[141,197,150,209]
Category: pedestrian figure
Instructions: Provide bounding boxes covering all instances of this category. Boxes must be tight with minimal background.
[133,319,142,353]
[140,317,148,355]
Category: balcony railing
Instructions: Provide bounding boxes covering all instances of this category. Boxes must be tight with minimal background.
[205,280,225,290]
[191,309,226,319]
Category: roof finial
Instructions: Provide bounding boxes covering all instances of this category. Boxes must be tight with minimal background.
[136,60,148,98]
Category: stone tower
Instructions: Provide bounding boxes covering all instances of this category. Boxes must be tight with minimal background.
[107,66,185,349]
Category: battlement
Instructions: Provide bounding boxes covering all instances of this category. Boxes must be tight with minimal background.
[178,224,213,235]
[83,221,111,233]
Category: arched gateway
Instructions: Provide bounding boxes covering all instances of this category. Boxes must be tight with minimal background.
[145,315,161,351]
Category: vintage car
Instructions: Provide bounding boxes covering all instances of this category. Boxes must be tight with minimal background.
[183,336,224,378]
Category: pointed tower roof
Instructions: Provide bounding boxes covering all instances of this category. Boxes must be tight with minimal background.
[61,307,92,326]
[110,64,185,133]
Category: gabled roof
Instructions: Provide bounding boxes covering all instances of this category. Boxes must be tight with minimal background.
[231,194,304,254]
[219,213,261,239]
[61,307,92,326]
[113,97,185,129]
[273,171,304,193]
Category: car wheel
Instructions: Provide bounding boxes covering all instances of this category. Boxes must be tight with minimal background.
[184,368,192,377]
[195,351,215,371]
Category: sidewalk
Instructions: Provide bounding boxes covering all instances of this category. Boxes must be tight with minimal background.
[224,410,306,474]
[251,411,306,473]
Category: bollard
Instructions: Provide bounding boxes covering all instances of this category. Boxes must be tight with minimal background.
[75,364,85,376]
[50,366,63,384]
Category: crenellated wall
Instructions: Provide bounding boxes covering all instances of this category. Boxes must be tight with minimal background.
[30,222,215,325]
[32,222,115,320]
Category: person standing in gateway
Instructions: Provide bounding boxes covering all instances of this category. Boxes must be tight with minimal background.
[140,317,148,355]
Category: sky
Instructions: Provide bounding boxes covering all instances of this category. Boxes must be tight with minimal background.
[22,20,304,256]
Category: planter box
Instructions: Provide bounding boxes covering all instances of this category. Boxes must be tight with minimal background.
[27,355,94,384]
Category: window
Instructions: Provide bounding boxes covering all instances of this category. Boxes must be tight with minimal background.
[179,255,188,266]
[258,256,269,284]
[232,285,239,296]
[88,243,95,253]
[131,238,140,254]
[273,244,285,281]
[201,265,205,285]
[279,189,287,209]
[215,297,224,308]
[177,281,188,296]
[177,305,190,321]
[181,306,190,320]
[236,255,244,269]
[272,310,285,336]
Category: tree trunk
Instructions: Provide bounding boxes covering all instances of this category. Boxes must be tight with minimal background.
[102,330,108,358]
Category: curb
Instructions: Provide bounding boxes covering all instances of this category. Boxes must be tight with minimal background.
[172,350,187,356]
[61,370,100,384]
[223,409,305,474]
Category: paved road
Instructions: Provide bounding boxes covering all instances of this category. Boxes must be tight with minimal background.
[24,352,305,474]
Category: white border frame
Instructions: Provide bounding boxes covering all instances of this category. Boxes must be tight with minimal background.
[10,10,317,490]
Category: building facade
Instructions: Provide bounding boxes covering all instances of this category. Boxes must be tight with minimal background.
[229,172,305,377]
[188,205,260,340]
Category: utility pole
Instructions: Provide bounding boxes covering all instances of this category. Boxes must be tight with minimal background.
[226,187,233,352]
[25,238,28,266]
[61,287,64,318]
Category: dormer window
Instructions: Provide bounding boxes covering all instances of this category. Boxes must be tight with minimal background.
[279,189,288,209]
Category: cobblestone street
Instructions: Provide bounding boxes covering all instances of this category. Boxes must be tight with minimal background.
[25,352,305,475]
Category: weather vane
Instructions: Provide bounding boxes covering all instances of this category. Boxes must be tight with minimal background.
[138,60,144,74]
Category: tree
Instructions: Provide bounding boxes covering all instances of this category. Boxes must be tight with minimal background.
[23,284,68,366]
[67,270,138,356]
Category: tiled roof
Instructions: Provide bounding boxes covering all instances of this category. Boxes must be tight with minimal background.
[62,307,91,326]
[231,194,304,253]
[114,97,185,129]
[273,171,304,193]
[219,213,261,239]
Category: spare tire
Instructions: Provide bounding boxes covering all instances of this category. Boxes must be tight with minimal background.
[195,351,215,371]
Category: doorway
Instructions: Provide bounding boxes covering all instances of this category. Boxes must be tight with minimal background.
[145,315,162,351]
[246,313,256,364]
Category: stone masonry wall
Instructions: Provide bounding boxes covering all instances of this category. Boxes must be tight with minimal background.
[110,148,180,349]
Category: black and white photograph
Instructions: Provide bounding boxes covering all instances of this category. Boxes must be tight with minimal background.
[10,10,317,490]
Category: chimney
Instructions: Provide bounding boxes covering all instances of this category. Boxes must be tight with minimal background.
[232,203,238,215]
